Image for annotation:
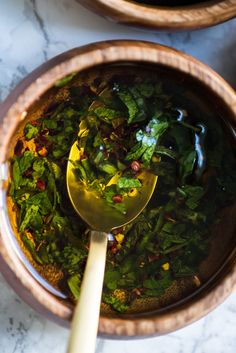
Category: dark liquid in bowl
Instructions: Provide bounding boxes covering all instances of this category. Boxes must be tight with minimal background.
[8,64,236,316]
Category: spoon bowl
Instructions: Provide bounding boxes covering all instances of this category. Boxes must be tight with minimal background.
[67,141,158,232]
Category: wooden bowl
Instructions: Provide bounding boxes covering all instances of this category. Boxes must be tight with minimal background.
[77,0,236,31]
[0,40,236,338]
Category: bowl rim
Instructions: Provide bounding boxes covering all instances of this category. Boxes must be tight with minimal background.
[0,40,236,337]
[77,0,236,30]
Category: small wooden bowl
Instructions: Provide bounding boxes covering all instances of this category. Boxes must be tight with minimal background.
[0,41,236,338]
[77,0,236,31]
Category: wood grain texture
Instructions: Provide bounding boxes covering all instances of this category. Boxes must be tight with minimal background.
[0,41,236,337]
[77,0,236,30]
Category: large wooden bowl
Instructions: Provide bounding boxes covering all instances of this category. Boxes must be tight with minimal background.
[77,0,236,31]
[0,41,236,338]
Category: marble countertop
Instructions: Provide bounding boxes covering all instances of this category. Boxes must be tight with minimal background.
[0,1,236,352]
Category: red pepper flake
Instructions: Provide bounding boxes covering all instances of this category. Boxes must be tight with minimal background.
[35,135,49,147]
[80,152,87,161]
[14,140,24,156]
[131,160,141,172]
[36,180,46,191]
[30,120,40,126]
[41,128,49,136]
[24,168,33,177]
[132,288,143,296]
[113,227,124,235]
[165,215,177,223]
[111,245,119,255]
[38,147,48,157]
[148,255,159,263]
[112,194,123,203]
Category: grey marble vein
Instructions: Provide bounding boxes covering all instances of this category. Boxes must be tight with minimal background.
[25,0,50,61]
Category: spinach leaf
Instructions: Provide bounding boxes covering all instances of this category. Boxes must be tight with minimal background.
[42,119,58,130]
[143,271,172,296]
[98,162,117,175]
[68,274,81,299]
[115,86,142,124]
[22,235,44,264]
[26,192,52,215]
[117,177,141,189]
[126,119,169,164]
[54,73,76,88]
[102,294,129,313]
[94,107,121,121]
[11,158,21,192]
[19,151,35,173]
[179,150,196,182]
[20,205,41,231]
[104,270,121,290]
[24,123,39,140]
[180,185,205,210]
[58,245,87,272]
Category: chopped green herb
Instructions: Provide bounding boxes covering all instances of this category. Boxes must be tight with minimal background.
[9,71,236,314]
[24,123,39,140]
[54,73,77,88]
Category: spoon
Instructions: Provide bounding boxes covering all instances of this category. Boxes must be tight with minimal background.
[66,141,157,353]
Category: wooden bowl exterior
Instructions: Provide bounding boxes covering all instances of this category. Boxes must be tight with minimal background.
[77,0,236,31]
[0,40,236,337]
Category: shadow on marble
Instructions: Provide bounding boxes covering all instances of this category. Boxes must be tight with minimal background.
[215,38,236,89]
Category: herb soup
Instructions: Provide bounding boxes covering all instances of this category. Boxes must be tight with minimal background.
[8,64,236,314]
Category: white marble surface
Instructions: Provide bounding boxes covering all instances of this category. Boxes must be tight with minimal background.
[0,1,236,352]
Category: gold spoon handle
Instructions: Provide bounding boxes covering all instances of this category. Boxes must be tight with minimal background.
[67,230,108,353]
